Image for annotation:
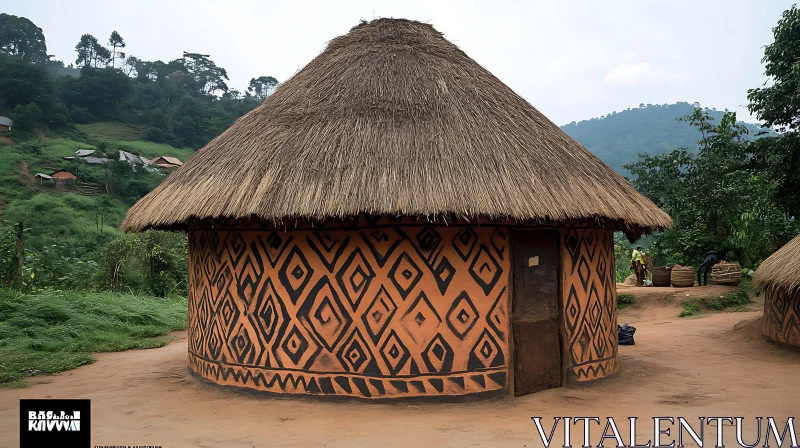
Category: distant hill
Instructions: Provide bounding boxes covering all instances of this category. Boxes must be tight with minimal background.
[560,102,768,174]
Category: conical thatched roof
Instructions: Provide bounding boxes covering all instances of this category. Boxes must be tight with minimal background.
[754,234,800,293]
[122,18,671,233]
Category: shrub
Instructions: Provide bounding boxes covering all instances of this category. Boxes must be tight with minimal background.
[617,293,635,306]
[679,301,702,317]
[144,127,176,145]
[70,106,95,124]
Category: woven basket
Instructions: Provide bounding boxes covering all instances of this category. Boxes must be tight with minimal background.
[711,262,742,285]
[651,266,672,287]
[670,266,695,287]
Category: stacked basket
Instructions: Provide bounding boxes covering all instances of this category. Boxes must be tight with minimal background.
[670,266,695,287]
[651,266,672,287]
[711,262,742,285]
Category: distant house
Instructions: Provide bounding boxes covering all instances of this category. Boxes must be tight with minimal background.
[50,169,77,182]
[119,150,152,166]
[75,149,97,157]
[152,156,183,169]
[85,156,111,165]
[0,116,12,132]
[34,173,54,184]
[68,149,110,164]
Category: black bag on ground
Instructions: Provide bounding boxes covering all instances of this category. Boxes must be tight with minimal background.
[618,324,636,345]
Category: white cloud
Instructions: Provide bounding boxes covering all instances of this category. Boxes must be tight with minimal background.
[604,62,687,86]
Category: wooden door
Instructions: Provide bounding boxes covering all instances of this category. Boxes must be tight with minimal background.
[512,230,562,396]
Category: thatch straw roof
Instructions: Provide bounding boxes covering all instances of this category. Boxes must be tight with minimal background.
[754,234,800,293]
[122,18,671,234]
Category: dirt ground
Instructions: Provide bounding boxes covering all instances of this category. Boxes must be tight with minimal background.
[1,289,798,448]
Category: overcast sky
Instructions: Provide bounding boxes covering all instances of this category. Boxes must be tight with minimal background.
[4,0,792,125]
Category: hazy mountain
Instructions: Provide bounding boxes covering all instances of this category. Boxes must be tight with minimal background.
[560,102,767,174]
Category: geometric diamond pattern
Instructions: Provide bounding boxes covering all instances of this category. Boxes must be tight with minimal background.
[278,247,314,305]
[388,252,423,300]
[336,248,375,311]
[362,286,398,344]
[188,224,510,398]
[446,291,479,340]
[763,286,800,347]
[337,328,375,374]
[379,330,411,375]
[561,228,618,382]
[468,245,502,295]
[402,291,442,345]
[422,333,453,373]
[298,277,352,351]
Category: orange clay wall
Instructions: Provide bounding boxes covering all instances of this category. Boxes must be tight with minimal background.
[188,226,510,398]
[763,287,800,347]
[560,228,619,382]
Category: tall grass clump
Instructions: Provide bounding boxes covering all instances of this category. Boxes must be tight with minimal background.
[0,289,187,386]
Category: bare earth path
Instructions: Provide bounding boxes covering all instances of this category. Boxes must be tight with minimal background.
[1,296,798,447]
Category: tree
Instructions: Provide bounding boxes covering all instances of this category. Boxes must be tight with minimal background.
[747,5,800,216]
[93,43,111,68]
[108,31,125,68]
[75,34,111,68]
[10,102,43,134]
[62,67,133,119]
[0,54,53,108]
[0,14,49,63]
[181,52,229,95]
[247,76,278,101]
[624,109,797,267]
[75,34,99,68]
[121,54,138,76]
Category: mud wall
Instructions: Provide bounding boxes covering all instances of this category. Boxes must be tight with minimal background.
[560,228,619,382]
[188,226,509,398]
[763,286,800,347]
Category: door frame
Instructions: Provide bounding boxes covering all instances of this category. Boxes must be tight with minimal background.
[506,227,568,396]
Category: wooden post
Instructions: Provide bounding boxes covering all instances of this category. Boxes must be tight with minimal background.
[14,222,23,290]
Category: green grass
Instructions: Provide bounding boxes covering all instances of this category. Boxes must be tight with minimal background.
[75,122,147,141]
[42,139,96,158]
[0,289,187,387]
[3,192,128,249]
[617,293,635,311]
[111,140,195,162]
[679,289,752,317]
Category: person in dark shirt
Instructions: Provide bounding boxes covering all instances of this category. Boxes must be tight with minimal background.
[697,251,719,286]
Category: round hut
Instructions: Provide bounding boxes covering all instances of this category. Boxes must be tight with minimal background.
[122,19,671,399]
[754,234,800,348]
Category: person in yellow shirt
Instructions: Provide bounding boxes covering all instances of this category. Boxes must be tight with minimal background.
[631,246,645,286]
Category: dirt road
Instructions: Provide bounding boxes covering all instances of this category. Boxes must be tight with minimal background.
[1,298,798,447]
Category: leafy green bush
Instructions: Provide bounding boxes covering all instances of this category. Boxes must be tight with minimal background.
[69,106,95,124]
[98,231,188,296]
[617,293,635,305]
[614,233,632,283]
[617,293,635,311]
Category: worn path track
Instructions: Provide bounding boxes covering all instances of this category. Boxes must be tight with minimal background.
[1,305,797,447]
